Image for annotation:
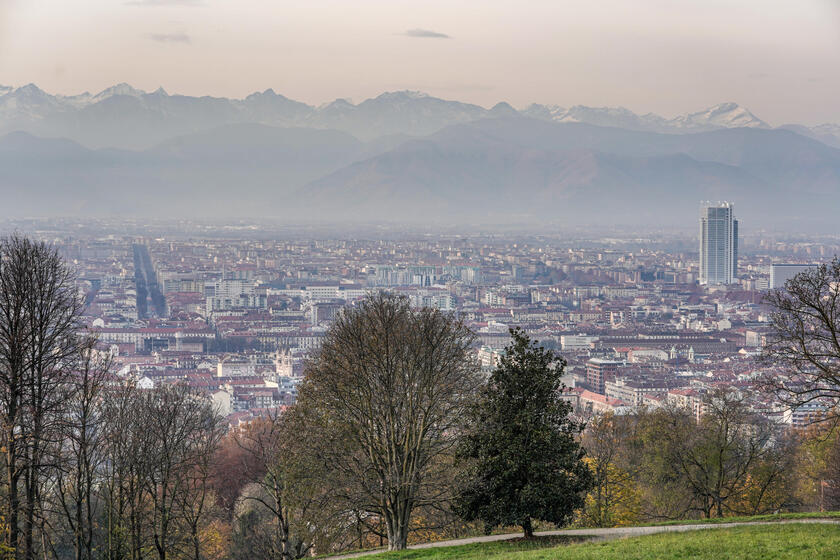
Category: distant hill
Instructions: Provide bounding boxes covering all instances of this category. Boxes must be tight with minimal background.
[0,126,369,217]
[300,118,840,228]
[1,116,839,229]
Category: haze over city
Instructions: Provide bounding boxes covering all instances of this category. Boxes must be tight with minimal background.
[1,2,840,559]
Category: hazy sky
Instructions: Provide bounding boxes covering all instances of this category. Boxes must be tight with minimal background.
[1,0,839,125]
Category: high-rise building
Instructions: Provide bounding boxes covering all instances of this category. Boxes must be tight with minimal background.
[699,202,738,285]
[585,358,624,395]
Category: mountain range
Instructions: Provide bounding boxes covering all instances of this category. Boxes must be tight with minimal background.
[1,84,839,229]
[3,83,839,149]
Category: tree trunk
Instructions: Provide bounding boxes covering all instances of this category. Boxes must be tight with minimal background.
[75,490,83,560]
[7,438,19,558]
[384,508,409,551]
[522,517,534,539]
[191,525,200,560]
[24,464,36,560]
[389,524,408,551]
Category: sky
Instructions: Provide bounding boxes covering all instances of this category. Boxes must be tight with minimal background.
[0,0,839,125]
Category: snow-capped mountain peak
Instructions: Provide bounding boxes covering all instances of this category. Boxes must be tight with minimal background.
[319,98,356,110]
[0,84,63,120]
[520,101,772,133]
[13,83,49,99]
[91,83,146,103]
[812,123,840,135]
[559,105,642,125]
[489,101,519,117]
[675,102,769,130]
[520,104,566,120]
[60,91,93,108]
[522,104,668,131]
[374,91,429,101]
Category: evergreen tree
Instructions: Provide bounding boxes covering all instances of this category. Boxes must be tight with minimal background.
[455,328,592,537]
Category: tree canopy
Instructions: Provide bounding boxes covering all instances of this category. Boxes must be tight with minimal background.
[290,293,481,550]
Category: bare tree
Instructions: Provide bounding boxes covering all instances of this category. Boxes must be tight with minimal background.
[663,390,773,518]
[138,384,222,560]
[233,415,314,560]
[101,380,148,560]
[762,259,840,424]
[292,293,480,550]
[580,412,639,527]
[0,236,228,560]
[617,409,699,521]
[0,235,87,559]
[0,235,31,556]
[730,431,798,516]
[55,339,111,560]
[99,380,226,560]
[175,405,224,560]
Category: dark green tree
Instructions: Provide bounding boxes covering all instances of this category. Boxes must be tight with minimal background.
[455,328,593,538]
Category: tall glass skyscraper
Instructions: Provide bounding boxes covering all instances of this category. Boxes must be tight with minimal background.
[699,202,738,285]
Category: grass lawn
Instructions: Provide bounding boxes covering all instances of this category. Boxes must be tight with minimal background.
[362,523,840,559]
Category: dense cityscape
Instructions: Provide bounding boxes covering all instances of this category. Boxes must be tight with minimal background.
[6,207,835,429]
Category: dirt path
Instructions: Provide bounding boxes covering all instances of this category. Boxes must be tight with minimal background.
[330,518,840,558]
